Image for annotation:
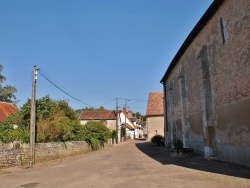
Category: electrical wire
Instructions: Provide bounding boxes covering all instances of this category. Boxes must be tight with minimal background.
[38,69,93,107]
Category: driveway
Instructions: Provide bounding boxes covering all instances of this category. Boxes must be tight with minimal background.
[0,140,249,188]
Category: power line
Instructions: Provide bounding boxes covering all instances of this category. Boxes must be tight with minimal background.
[129,98,147,102]
[38,69,93,107]
[98,98,116,107]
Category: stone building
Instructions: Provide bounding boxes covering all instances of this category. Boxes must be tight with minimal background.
[160,0,250,166]
[79,110,117,129]
[146,92,164,141]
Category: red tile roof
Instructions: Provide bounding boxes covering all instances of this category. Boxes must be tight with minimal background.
[146,92,164,116]
[79,110,117,120]
[0,102,18,122]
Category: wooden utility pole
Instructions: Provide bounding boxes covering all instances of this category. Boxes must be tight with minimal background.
[116,97,118,131]
[30,65,37,166]
[116,97,119,143]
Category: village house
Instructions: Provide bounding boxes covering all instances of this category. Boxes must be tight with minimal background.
[126,110,144,139]
[79,110,117,130]
[160,0,250,167]
[79,109,143,141]
[0,101,18,127]
[146,92,164,141]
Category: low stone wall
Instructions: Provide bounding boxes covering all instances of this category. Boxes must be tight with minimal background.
[0,139,112,169]
[0,142,27,168]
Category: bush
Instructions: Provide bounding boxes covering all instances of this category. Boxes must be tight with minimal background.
[82,121,112,146]
[111,130,118,144]
[90,138,100,150]
[173,138,183,149]
[151,134,164,146]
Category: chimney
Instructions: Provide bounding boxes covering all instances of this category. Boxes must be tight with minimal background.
[123,107,126,114]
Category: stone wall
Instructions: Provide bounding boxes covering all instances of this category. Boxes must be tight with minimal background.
[0,140,112,169]
[146,116,164,141]
[163,0,250,166]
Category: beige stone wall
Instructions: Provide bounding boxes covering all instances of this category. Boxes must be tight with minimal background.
[106,120,117,130]
[0,140,112,169]
[163,0,250,166]
[146,116,164,141]
[80,120,116,130]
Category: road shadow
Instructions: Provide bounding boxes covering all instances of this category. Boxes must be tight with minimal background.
[135,141,250,179]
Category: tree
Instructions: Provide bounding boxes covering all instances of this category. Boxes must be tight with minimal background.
[82,121,111,146]
[75,106,107,116]
[0,95,83,143]
[134,112,146,121]
[0,65,17,103]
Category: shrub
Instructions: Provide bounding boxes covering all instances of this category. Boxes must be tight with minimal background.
[111,130,118,144]
[151,134,164,146]
[90,138,100,150]
[173,138,183,149]
[82,121,112,146]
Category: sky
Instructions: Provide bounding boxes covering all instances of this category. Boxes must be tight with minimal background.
[0,0,213,115]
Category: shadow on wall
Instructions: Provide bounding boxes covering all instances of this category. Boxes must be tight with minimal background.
[135,141,250,179]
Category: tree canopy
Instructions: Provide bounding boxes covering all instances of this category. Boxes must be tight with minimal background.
[0,95,113,145]
[75,106,107,116]
[0,65,17,103]
[0,95,81,143]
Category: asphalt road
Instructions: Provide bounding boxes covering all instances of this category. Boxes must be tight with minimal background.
[0,140,249,188]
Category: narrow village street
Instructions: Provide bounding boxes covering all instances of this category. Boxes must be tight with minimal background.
[0,140,249,188]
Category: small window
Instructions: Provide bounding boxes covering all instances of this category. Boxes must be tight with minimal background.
[220,17,226,44]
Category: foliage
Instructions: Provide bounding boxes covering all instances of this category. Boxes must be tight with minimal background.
[173,138,183,149]
[0,64,17,103]
[151,134,164,146]
[111,130,118,144]
[0,113,29,143]
[0,95,114,147]
[75,106,107,116]
[0,95,82,143]
[121,126,126,138]
[90,138,100,150]
[82,121,111,146]
[133,112,146,121]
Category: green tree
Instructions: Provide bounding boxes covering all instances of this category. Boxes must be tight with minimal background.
[0,65,17,103]
[75,106,107,116]
[82,121,111,146]
[0,113,29,143]
[0,95,83,143]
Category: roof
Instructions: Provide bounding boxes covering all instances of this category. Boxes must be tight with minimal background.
[125,123,135,130]
[160,0,224,83]
[79,110,117,120]
[0,102,18,122]
[146,92,164,116]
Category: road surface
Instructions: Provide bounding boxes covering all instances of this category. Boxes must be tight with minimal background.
[0,140,249,188]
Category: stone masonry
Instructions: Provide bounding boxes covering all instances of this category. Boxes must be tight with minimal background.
[161,0,250,167]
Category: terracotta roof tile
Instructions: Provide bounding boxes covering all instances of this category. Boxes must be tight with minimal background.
[146,92,164,116]
[0,102,18,122]
[79,110,117,120]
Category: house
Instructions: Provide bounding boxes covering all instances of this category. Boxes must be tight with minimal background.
[79,109,137,141]
[160,0,250,166]
[0,101,18,122]
[146,92,164,141]
[79,110,117,130]
[119,108,136,140]
[126,110,144,139]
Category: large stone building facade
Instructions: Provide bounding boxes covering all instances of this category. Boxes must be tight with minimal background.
[161,0,250,166]
[146,92,164,141]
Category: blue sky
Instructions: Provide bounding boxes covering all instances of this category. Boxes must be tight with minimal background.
[0,0,212,115]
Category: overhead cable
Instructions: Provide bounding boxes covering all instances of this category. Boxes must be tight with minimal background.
[38,69,93,107]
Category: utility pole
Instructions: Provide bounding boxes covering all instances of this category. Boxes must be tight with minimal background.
[116,97,119,143]
[124,98,129,141]
[30,65,37,166]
